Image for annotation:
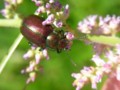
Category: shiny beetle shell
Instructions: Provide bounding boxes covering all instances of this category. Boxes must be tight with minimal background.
[20,15,53,49]
[21,15,53,48]
[20,15,71,52]
[46,30,70,52]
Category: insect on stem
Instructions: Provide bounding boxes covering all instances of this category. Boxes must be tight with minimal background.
[0,34,23,74]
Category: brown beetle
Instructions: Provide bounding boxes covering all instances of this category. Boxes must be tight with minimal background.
[20,15,71,52]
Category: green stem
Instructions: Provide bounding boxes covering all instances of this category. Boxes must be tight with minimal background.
[66,26,120,46]
[0,34,23,74]
[88,35,120,46]
[0,19,22,28]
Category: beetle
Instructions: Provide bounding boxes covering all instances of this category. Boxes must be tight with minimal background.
[20,15,71,52]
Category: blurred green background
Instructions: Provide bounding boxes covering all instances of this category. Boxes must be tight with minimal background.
[0,0,120,90]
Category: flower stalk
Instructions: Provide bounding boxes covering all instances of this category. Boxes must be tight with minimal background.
[0,34,23,74]
[0,18,22,28]
[88,35,120,46]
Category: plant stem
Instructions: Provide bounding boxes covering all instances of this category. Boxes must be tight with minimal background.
[88,35,120,46]
[0,34,23,74]
[68,26,120,46]
[0,19,22,28]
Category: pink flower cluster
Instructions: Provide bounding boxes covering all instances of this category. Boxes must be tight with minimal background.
[32,0,69,28]
[0,0,23,18]
[72,15,120,90]
[21,45,49,84]
[78,15,120,35]
[72,43,120,90]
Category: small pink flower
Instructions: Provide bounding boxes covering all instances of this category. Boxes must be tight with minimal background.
[35,53,41,64]
[65,32,74,40]
[49,0,54,3]
[54,20,63,28]
[32,0,43,6]
[35,6,45,14]
[42,49,49,60]
[26,72,36,84]
[42,14,55,25]
[23,50,34,60]
[92,54,105,66]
